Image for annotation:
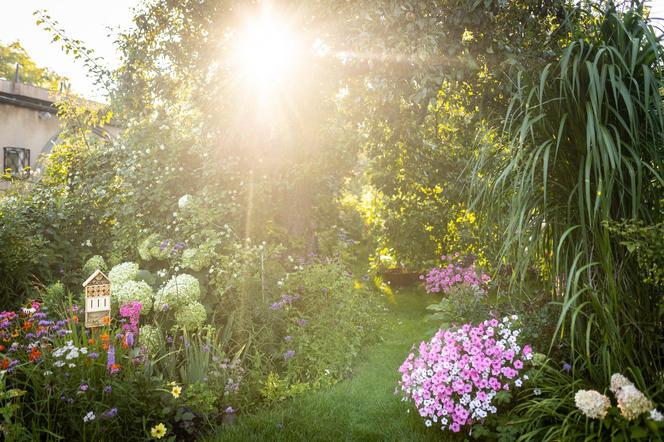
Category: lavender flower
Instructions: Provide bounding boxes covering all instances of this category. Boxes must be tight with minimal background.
[284,335,293,342]
[101,408,118,420]
[103,385,112,394]
[562,362,572,373]
[107,345,116,370]
[284,350,295,360]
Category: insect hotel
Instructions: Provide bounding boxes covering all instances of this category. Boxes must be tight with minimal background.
[83,270,111,328]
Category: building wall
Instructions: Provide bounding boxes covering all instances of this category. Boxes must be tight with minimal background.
[0,101,61,170]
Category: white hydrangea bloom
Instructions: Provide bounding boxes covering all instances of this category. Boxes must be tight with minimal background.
[650,409,664,422]
[616,385,653,420]
[112,280,154,314]
[574,390,611,419]
[155,274,201,310]
[174,301,207,329]
[108,262,139,286]
[139,324,161,354]
[178,194,192,209]
[182,248,203,272]
[83,255,107,276]
[610,373,633,394]
[137,234,169,261]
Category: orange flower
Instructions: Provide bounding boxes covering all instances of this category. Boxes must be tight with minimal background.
[0,344,5,351]
[101,316,111,326]
[88,338,96,345]
[29,347,41,362]
[72,315,79,324]
[0,358,9,369]
[110,363,121,374]
[100,333,110,342]
[22,321,33,331]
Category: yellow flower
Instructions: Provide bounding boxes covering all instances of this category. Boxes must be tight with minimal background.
[171,385,182,399]
[150,423,167,439]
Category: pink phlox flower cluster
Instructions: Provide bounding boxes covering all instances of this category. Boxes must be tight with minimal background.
[398,316,532,433]
[422,255,490,295]
[119,302,142,335]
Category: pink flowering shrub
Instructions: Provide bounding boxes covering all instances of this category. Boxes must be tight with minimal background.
[422,254,490,294]
[397,316,533,433]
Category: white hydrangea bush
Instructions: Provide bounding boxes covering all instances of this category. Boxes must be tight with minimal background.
[174,301,207,329]
[139,324,161,354]
[155,274,201,310]
[108,262,139,286]
[112,280,154,314]
[137,233,169,261]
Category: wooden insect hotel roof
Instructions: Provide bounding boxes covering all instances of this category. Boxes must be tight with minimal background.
[82,269,110,287]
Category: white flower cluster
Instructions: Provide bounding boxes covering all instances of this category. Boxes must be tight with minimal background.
[174,302,207,329]
[113,280,154,314]
[575,373,661,422]
[178,194,192,209]
[52,341,88,368]
[108,262,140,286]
[137,234,169,261]
[155,274,206,330]
[610,373,656,421]
[616,385,653,421]
[182,247,209,272]
[82,255,107,276]
[574,390,611,419]
[139,324,161,354]
[155,274,201,309]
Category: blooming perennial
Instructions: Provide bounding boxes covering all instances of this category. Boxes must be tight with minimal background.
[173,302,207,330]
[108,262,140,286]
[575,373,661,422]
[616,385,653,421]
[151,423,167,439]
[155,274,201,310]
[574,390,611,419]
[422,255,490,295]
[398,316,532,433]
[113,281,154,314]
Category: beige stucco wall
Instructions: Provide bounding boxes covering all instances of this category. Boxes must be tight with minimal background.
[0,102,60,189]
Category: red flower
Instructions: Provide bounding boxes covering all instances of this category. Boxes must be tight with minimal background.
[29,347,41,362]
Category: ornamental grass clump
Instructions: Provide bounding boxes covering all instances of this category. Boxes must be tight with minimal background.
[398,316,532,433]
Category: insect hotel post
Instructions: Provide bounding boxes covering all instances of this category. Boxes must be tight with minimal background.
[83,269,112,328]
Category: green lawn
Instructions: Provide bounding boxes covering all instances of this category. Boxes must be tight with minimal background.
[208,288,452,442]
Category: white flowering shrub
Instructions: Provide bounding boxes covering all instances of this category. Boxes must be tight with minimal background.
[82,255,107,276]
[574,390,611,419]
[181,247,210,272]
[174,301,207,329]
[155,274,201,310]
[112,280,154,314]
[108,262,139,286]
[137,233,169,261]
[567,373,663,438]
[139,324,161,354]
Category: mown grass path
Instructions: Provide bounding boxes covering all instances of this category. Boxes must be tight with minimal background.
[210,288,450,442]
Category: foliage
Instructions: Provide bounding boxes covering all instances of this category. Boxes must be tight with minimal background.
[397,316,533,434]
[471,3,664,391]
[425,283,490,329]
[422,254,490,295]
[606,220,664,287]
[0,41,67,88]
[260,259,380,394]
